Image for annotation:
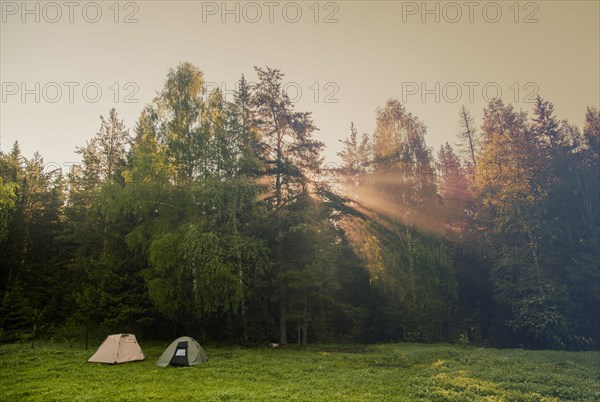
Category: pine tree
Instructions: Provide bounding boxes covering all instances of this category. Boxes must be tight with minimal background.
[0,281,34,341]
[251,66,324,344]
[337,123,371,175]
[455,105,479,167]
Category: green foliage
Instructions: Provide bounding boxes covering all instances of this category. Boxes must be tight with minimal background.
[492,256,574,348]
[0,176,17,242]
[180,226,269,314]
[146,231,190,321]
[0,63,597,350]
[476,98,600,349]
[0,281,34,342]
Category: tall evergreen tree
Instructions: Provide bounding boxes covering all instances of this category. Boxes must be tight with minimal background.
[250,66,324,344]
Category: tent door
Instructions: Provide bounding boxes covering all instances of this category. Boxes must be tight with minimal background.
[169,341,189,366]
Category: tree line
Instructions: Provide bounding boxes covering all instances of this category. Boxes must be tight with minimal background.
[0,63,598,349]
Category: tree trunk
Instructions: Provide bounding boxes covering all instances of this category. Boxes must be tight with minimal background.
[31,322,37,349]
[526,228,540,269]
[279,299,287,344]
[301,286,308,346]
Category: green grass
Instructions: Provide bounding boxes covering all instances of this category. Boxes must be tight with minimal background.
[0,342,598,401]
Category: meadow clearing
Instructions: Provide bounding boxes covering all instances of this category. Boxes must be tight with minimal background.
[1,342,598,401]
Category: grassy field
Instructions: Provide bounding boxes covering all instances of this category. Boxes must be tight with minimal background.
[0,342,598,401]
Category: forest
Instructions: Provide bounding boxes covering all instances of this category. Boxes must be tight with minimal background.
[0,62,598,350]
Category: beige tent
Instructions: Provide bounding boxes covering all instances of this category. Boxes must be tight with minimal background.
[88,334,145,364]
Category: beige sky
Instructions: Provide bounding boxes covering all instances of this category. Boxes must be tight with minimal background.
[1,1,598,169]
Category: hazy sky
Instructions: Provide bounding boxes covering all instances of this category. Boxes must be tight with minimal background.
[1,1,599,170]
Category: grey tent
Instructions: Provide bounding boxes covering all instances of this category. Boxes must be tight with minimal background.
[156,336,208,367]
